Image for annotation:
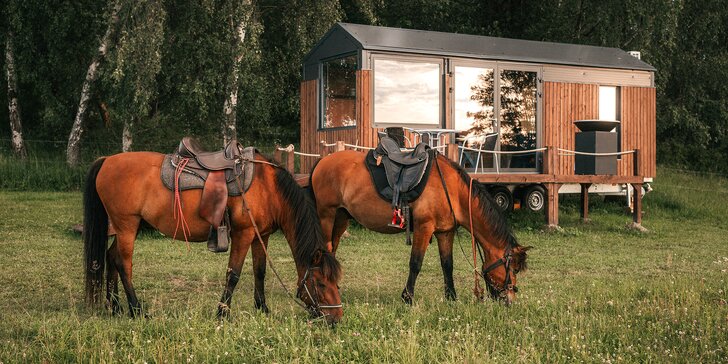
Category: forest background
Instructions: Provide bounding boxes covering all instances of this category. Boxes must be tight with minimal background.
[1,0,726,171]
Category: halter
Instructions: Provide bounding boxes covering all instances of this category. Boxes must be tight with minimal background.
[296,266,343,317]
[481,243,518,298]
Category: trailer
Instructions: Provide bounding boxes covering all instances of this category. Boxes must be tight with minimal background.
[294,23,656,227]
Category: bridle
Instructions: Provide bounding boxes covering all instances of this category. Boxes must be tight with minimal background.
[482,243,518,299]
[296,266,343,317]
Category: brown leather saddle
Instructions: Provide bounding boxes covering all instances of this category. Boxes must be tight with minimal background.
[366,134,434,244]
[162,137,255,252]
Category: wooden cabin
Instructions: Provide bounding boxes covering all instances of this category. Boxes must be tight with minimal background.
[297,23,656,227]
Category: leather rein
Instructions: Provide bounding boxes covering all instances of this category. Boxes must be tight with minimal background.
[234,156,342,318]
[434,154,517,300]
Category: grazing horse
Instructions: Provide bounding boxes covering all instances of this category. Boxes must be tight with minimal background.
[310,150,528,305]
[83,151,343,324]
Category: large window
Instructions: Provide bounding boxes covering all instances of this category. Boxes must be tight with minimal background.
[373,58,441,127]
[321,55,357,129]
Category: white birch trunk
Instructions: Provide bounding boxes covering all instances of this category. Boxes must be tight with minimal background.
[222,6,251,146]
[5,32,27,159]
[66,1,121,166]
[122,118,133,152]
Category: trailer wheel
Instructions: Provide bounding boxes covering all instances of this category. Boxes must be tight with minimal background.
[489,186,513,213]
[523,185,546,212]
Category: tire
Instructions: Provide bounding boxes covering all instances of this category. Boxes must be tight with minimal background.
[522,185,546,212]
[489,186,513,213]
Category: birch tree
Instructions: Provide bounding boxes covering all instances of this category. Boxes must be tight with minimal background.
[66,0,121,166]
[106,0,165,152]
[5,30,27,159]
[222,2,252,146]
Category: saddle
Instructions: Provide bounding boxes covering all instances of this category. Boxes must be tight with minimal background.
[160,137,256,253]
[366,136,435,243]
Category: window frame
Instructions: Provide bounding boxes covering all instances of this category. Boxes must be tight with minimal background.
[318,53,359,131]
[370,53,445,129]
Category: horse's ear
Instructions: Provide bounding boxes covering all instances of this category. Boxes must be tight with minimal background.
[514,246,533,253]
[313,249,323,265]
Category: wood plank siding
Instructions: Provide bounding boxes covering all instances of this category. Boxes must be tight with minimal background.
[543,82,599,176]
[543,82,656,178]
[619,86,656,177]
[303,77,655,178]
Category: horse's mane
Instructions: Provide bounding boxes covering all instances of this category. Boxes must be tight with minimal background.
[440,155,528,270]
[265,154,342,282]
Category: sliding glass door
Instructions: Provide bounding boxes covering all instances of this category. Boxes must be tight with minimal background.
[452,61,541,172]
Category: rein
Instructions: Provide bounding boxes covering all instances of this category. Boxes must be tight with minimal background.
[436,154,516,300]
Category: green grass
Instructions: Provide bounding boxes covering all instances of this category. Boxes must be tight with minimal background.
[0,168,727,363]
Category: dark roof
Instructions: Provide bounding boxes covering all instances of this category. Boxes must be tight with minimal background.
[315,23,655,72]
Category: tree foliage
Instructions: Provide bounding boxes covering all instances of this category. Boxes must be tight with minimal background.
[0,0,726,171]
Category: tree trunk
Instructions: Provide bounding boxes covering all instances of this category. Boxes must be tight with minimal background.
[122,117,133,152]
[5,32,27,159]
[222,5,252,146]
[66,1,121,166]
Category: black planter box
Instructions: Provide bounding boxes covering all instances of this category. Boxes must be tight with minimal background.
[575,131,617,175]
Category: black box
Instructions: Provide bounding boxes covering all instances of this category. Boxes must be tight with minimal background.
[575,131,617,175]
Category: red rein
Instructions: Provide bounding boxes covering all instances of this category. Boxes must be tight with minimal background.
[173,158,192,249]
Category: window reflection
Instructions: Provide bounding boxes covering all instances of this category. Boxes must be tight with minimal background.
[499,70,537,169]
[455,65,497,170]
[322,55,357,128]
[374,59,440,126]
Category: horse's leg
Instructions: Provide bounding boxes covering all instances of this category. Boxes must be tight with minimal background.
[113,227,144,318]
[217,228,254,318]
[401,224,436,305]
[330,208,350,254]
[105,239,122,315]
[251,233,270,314]
[317,206,337,253]
[435,231,457,301]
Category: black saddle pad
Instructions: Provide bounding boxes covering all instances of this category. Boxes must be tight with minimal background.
[365,149,436,203]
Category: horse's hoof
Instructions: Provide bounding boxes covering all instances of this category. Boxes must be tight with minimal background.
[217,303,231,319]
[445,290,457,301]
[255,303,270,314]
[401,289,413,305]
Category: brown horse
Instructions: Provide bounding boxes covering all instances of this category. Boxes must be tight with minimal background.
[310,150,528,305]
[83,151,343,323]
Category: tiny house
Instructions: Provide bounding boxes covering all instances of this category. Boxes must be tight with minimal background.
[298,23,656,226]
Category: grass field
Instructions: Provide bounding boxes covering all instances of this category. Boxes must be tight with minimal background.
[0,168,727,363]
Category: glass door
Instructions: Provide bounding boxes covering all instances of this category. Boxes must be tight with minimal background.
[498,67,539,170]
[452,62,497,170]
[451,61,541,172]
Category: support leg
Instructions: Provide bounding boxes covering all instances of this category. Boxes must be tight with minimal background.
[435,231,456,301]
[545,183,561,230]
[580,183,592,222]
[251,234,270,314]
[401,225,435,305]
[217,228,254,318]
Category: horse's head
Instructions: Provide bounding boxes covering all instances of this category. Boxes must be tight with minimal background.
[482,244,530,305]
[297,249,343,325]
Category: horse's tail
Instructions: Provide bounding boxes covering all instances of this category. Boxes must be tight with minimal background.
[83,157,108,305]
